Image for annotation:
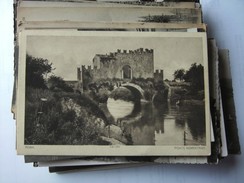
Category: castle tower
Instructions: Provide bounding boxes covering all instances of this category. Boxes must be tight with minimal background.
[77,67,83,93]
[154,69,164,83]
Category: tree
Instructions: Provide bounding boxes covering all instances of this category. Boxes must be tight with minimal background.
[140,14,172,23]
[173,69,185,81]
[48,75,73,92]
[184,63,204,93]
[26,54,53,89]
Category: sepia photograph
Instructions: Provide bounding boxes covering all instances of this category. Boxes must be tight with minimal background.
[17,30,210,156]
[17,6,201,24]
[17,0,202,33]
[21,0,196,9]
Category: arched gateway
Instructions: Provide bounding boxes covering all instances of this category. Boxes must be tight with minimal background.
[121,65,132,79]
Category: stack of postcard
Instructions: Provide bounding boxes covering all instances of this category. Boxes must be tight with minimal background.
[12,0,240,173]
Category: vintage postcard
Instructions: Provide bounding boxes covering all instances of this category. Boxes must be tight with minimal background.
[17,6,201,24]
[18,22,206,32]
[20,1,196,9]
[219,49,241,154]
[16,1,202,34]
[17,30,210,156]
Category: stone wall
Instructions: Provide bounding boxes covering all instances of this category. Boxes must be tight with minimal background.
[91,48,154,80]
[78,48,155,87]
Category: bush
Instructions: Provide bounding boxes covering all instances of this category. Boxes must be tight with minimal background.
[96,88,110,103]
[109,87,135,102]
[47,75,74,92]
[26,54,52,89]
[25,87,108,145]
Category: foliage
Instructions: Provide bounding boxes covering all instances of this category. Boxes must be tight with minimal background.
[144,89,154,101]
[186,105,206,141]
[95,88,111,103]
[25,55,112,145]
[154,80,165,91]
[109,87,135,102]
[131,78,168,101]
[85,78,120,103]
[26,54,53,89]
[173,69,185,81]
[48,75,74,92]
[183,63,204,93]
[85,77,168,103]
[153,80,168,104]
[25,88,108,145]
[140,14,174,23]
[172,63,204,94]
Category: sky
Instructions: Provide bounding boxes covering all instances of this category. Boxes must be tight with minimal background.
[26,32,204,81]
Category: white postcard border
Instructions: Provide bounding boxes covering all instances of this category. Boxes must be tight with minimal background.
[17,30,210,156]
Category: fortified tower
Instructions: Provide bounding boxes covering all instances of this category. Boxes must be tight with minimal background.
[91,48,154,80]
[154,69,164,83]
[77,48,163,91]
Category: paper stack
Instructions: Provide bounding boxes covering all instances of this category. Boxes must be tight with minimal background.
[12,0,240,173]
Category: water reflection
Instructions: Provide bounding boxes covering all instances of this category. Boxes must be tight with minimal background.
[107,98,135,120]
[106,98,206,146]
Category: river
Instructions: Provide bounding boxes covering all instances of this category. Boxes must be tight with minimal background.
[106,98,206,146]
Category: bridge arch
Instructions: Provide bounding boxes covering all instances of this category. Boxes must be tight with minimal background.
[121,83,146,101]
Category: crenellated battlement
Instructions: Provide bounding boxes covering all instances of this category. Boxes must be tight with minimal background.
[116,48,153,55]
[77,65,99,81]
[77,47,160,90]
[154,69,164,82]
[154,69,163,74]
[80,65,98,71]
[96,48,154,58]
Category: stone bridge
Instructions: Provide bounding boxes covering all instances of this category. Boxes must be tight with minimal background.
[121,83,146,101]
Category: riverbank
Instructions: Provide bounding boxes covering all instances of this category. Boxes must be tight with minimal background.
[25,87,111,145]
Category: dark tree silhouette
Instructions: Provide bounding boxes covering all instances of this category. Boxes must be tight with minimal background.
[173,69,185,81]
[26,54,53,89]
[184,63,204,93]
[48,75,73,92]
[140,14,174,23]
